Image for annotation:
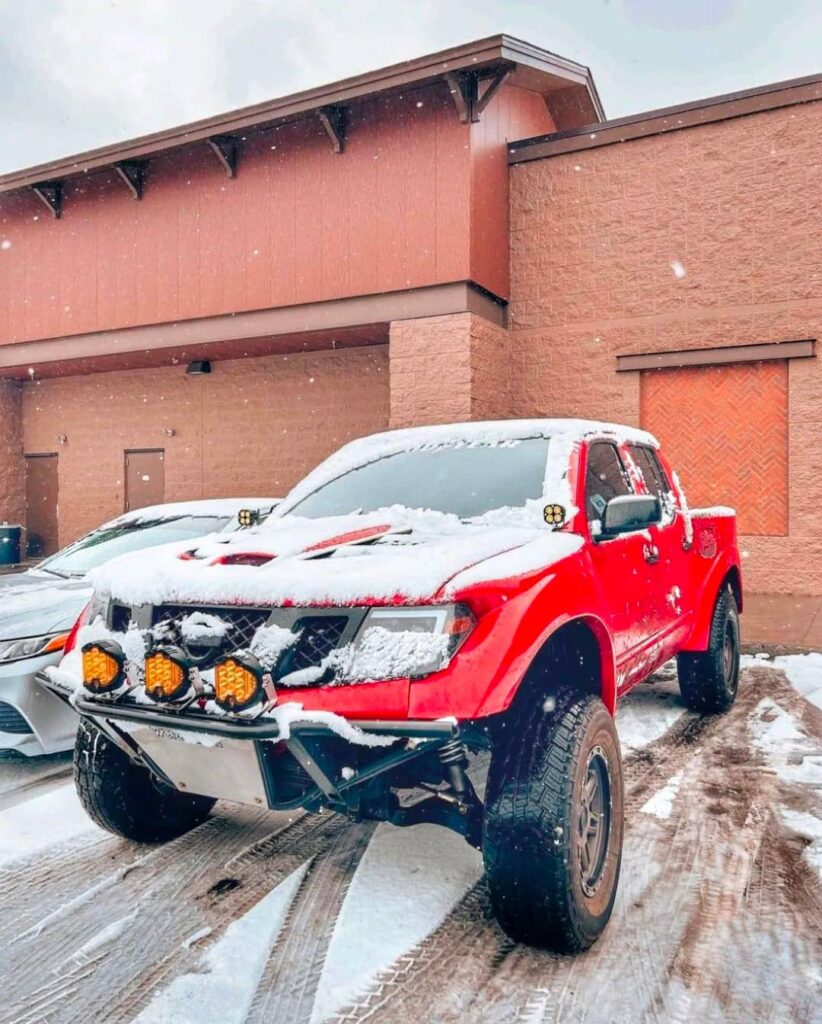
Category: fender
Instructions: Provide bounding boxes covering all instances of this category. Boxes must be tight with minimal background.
[470,568,618,718]
[682,547,742,652]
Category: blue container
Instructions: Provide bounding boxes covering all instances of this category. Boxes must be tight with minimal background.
[0,525,22,566]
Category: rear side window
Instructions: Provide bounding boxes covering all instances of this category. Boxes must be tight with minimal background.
[628,445,671,498]
[586,442,631,520]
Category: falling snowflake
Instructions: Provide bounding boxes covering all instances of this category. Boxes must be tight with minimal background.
[671,260,687,279]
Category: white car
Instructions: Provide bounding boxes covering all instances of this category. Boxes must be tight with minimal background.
[0,498,279,755]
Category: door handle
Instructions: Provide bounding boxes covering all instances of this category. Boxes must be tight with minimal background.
[643,543,660,564]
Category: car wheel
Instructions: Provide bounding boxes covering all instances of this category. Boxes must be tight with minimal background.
[483,694,624,952]
[677,586,740,714]
[74,718,215,842]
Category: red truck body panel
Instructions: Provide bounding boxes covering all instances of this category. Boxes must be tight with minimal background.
[252,436,740,721]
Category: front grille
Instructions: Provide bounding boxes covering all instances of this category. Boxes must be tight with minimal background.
[289,616,349,672]
[151,605,272,654]
[111,603,131,632]
[0,701,33,734]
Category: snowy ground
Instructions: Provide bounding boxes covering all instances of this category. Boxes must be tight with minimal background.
[0,658,819,1024]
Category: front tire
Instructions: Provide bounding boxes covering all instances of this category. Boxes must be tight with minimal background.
[74,718,215,842]
[483,695,624,952]
[677,587,740,714]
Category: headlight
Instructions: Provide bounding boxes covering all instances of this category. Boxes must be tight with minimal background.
[343,604,476,681]
[0,633,69,664]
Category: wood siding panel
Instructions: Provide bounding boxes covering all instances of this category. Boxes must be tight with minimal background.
[469,83,555,300]
[0,79,528,348]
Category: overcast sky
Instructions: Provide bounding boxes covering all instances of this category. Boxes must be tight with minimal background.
[1,0,819,175]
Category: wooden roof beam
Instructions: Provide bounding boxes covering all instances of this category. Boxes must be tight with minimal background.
[31,182,62,218]
[114,160,147,199]
[207,135,238,178]
[318,106,346,153]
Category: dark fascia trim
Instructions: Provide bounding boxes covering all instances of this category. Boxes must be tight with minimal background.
[0,35,600,195]
[509,72,822,164]
[0,281,506,373]
[616,339,816,373]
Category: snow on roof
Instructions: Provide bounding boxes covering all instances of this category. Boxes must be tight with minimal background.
[108,497,280,527]
[281,419,657,512]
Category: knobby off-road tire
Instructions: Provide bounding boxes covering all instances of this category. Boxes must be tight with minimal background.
[677,586,740,714]
[74,717,215,842]
[483,695,624,953]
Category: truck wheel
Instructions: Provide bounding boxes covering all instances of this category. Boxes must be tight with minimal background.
[74,718,215,842]
[483,695,623,952]
[677,587,740,714]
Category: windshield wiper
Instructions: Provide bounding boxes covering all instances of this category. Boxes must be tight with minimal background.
[37,567,71,579]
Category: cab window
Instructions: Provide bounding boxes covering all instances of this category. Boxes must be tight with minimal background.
[586,442,631,521]
[628,445,671,499]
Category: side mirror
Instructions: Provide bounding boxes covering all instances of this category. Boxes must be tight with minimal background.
[601,494,661,538]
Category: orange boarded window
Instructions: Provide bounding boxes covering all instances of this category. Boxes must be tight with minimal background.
[640,361,788,536]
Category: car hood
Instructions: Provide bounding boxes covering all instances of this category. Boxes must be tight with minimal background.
[0,572,92,640]
[89,507,584,607]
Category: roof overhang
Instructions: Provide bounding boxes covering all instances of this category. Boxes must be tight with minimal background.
[509,72,822,164]
[0,35,602,199]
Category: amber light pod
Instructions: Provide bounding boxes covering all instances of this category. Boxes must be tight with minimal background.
[214,652,265,712]
[144,646,191,702]
[82,640,126,694]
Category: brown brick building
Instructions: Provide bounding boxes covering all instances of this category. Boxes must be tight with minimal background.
[0,37,819,593]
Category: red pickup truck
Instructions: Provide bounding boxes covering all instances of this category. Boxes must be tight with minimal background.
[44,419,741,952]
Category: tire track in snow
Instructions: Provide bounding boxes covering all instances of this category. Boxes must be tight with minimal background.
[329,667,822,1024]
[245,820,378,1024]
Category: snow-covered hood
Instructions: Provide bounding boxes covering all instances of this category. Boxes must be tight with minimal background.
[0,572,92,640]
[89,507,584,608]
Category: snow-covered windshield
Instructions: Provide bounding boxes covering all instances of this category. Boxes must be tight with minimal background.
[286,438,550,519]
[38,515,232,577]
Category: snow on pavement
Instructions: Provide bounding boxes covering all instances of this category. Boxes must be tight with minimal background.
[133,860,311,1024]
[743,652,822,710]
[641,770,684,819]
[0,783,103,868]
[310,821,483,1024]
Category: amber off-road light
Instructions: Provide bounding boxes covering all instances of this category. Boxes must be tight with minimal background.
[82,640,126,694]
[144,645,192,703]
[237,508,259,528]
[214,652,266,712]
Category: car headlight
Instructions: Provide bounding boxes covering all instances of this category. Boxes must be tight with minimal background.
[0,633,69,665]
[344,604,476,680]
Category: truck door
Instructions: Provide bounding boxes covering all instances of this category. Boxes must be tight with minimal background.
[626,443,693,655]
[583,442,661,691]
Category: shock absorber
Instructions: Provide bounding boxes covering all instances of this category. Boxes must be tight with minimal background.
[438,737,470,798]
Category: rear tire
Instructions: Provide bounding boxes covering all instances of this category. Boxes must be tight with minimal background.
[74,718,215,842]
[483,695,623,952]
[677,587,740,714]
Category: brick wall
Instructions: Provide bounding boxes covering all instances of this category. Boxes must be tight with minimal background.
[389,313,510,428]
[0,379,23,526]
[22,345,389,545]
[509,100,822,594]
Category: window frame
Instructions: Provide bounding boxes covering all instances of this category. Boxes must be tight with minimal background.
[584,440,635,537]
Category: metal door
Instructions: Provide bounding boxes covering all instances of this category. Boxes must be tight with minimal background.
[25,454,59,557]
[125,450,165,512]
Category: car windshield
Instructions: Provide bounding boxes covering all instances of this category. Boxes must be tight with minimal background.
[287,438,550,519]
[38,514,231,577]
